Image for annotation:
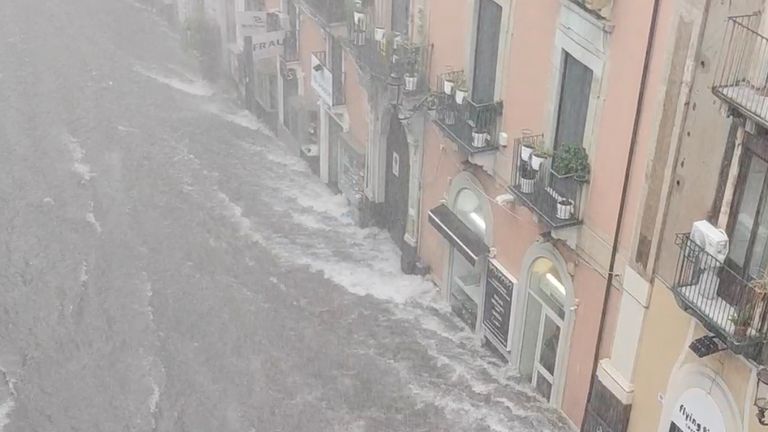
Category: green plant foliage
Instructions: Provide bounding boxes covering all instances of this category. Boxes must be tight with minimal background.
[552,144,590,178]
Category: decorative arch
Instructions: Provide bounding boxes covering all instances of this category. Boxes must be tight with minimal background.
[658,363,743,432]
[511,241,576,408]
[445,171,494,245]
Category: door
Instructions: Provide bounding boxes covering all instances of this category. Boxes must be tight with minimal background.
[328,116,342,192]
[384,114,410,249]
[553,52,593,151]
[520,293,563,402]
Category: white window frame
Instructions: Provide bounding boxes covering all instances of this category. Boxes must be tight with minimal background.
[545,1,608,156]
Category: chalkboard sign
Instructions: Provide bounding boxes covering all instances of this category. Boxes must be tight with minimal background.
[483,260,515,350]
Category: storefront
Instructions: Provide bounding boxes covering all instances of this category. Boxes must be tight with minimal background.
[513,244,574,406]
[428,173,492,332]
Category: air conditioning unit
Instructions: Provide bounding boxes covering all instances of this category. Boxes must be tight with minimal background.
[690,220,729,262]
[689,220,729,300]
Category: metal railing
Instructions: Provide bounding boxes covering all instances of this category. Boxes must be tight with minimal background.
[713,14,768,126]
[301,0,346,26]
[433,72,502,153]
[509,134,584,228]
[673,233,768,359]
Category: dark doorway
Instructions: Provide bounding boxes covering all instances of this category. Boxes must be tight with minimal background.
[328,115,342,193]
[384,114,410,250]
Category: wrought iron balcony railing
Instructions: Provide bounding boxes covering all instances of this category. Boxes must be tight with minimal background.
[713,14,768,127]
[508,134,585,228]
[673,233,768,360]
[433,72,502,154]
[300,0,346,27]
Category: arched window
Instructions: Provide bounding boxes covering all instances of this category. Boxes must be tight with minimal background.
[454,188,487,237]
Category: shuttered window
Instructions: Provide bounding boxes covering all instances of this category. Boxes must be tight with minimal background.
[553,52,593,150]
[471,0,502,104]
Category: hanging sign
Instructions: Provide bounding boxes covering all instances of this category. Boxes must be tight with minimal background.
[483,260,515,350]
[238,11,268,37]
[670,388,726,432]
[250,31,285,61]
[311,53,333,106]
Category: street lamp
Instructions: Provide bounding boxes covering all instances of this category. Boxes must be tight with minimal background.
[755,368,768,425]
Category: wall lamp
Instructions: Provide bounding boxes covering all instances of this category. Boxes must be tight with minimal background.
[386,71,442,121]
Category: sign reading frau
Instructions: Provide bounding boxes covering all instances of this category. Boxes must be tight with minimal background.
[483,260,515,350]
[249,31,285,61]
[670,388,726,432]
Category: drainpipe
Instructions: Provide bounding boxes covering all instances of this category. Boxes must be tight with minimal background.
[581,0,661,428]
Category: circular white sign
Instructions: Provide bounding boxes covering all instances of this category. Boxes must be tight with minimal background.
[670,388,726,432]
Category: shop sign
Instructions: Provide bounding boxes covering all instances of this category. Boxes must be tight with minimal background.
[238,11,267,37]
[279,57,296,81]
[483,260,515,350]
[249,31,285,61]
[669,388,726,432]
[311,53,333,106]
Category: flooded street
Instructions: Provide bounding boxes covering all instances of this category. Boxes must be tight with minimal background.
[0,1,571,430]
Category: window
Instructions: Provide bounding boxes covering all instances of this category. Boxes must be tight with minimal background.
[471,0,502,104]
[727,149,768,280]
[244,0,265,11]
[553,52,593,150]
[391,0,410,36]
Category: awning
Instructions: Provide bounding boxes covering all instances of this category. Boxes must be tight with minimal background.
[428,204,489,265]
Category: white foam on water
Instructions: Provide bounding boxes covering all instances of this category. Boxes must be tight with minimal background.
[202,104,274,136]
[86,202,102,234]
[117,125,139,133]
[0,399,14,431]
[133,65,213,97]
[79,260,89,286]
[64,134,95,181]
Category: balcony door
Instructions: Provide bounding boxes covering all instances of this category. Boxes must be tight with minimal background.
[725,149,768,296]
[471,0,502,104]
[553,52,593,151]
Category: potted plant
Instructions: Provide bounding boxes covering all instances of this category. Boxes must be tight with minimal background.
[353,9,367,32]
[730,306,754,339]
[455,75,468,105]
[472,129,488,148]
[443,107,456,125]
[553,144,591,181]
[374,26,385,41]
[530,145,551,171]
[443,73,456,95]
[403,47,419,92]
[520,137,535,163]
[519,164,536,194]
[557,198,574,219]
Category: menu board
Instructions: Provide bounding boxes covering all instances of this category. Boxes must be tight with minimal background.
[483,260,515,349]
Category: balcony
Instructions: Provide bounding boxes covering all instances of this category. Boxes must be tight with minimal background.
[672,233,768,361]
[509,134,586,229]
[713,14,768,128]
[300,0,346,28]
[310,51,345,106]
[433,72,503,154]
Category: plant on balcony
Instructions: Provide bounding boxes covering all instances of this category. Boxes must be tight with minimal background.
[531,143,551,171]
[455,75,468,105]
[403,45,420,92]
[519,163,536,194]
[374,26,385,41]
[443,70,462,95]
[730,305,755,339]
[553,144,590,181]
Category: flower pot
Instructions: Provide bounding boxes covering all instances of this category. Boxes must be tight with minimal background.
[443,79,455,95]
[353,11,367,31]
[472,131,488,148]
[374,27,385,41]
[520,177,535,194]
[530,153,547,171]
[455,88,468,105]
[520,145,534,163]
[556,200,574,220]
[734,325,749,339]
[443,109,456,125]
[404,74,418,92]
